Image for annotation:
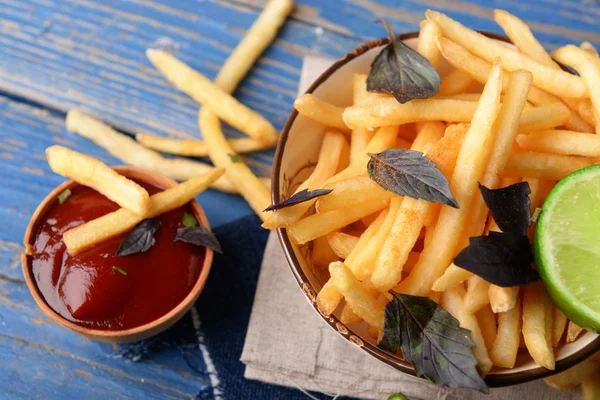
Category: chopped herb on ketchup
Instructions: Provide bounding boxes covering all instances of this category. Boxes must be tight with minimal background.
[228,153,242,163]
[182,212,198,228]
[112,266,128,276]
[57,189,72,204]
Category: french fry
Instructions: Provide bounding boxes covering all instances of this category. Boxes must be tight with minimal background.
[343,98,478,130]
[316,175,396,213]
[288,199,389,245]
[353,74,369,104]
[552,45,600,133]
[211,0,294,93]
[489,285,520,313]
[316,280,344,316]
[396,62,503,296]
[544,353,600,390]
[63,168,225,254]
[345,209,388,266]
[438,69,478,96]
[464,276,491,314]
[551,307,568,347]
[294,94,350,133]
[437,92,481,101]
[370,123,445,291]
[327,232,359,260]
[427,10,588,98]
[329,262,385,331]
[340,303,363,325]
[517,129,600,157]
[328,125,399,184]
[522,282,555,370]
[46,146,151,216]
[198,0,292,217]
[345,197,403,280]
[262,130,347,229]
[504,151,592,181]
[581,41,599,57]
[199,109,272,220]
[519,104,572,133]
[147,49,277,144]
[418,19,443,68]
[438,36,591,132]
[567,321,584,343]
[65,109,238,193]
[493,10,556,67]
[490,294,521,368]
[476,305,497,351]
[442,285,493,375]
[349,73,373,163]
[135,133,275,157]
[350,128,374,164]
[433,70,532,292]
[311,236,339,268]
[582,373,600,400]
[437,37,557,107]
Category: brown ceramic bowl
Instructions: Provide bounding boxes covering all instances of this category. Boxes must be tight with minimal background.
[272,32,600,386]
[22,166,213,343]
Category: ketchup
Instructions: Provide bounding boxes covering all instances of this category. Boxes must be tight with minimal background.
[30,181,205,330]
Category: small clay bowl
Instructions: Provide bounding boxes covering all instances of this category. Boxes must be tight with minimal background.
[273,32,600,386]
[22,166,213,343]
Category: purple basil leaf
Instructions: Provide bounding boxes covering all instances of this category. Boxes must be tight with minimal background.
[454,231,539,287]
[367,149,458,207]
[479,182,531,235]
[380,292,488,393]
[367,20,441,104]
[174,226,222,254]
[264,188,332,212]
[116,218,161,257]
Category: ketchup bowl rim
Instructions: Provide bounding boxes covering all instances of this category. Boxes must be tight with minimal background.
[22,165,213,343]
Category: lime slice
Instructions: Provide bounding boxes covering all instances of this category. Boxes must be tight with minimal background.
[534,164,600,332]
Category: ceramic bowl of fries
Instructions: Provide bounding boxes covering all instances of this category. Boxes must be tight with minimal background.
[269,10,600,389]
[22,165,215,343]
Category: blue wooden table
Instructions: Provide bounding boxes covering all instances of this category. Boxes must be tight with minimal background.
[1,1,599,398]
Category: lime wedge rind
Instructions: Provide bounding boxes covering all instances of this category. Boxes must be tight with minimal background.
[534,164,600,333]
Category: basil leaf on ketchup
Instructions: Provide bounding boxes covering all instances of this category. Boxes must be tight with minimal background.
[116,218,161,257]
[174,226,223,254]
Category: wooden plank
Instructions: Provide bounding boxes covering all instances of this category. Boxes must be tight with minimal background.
[0,279,211,399]
[0,0,359,142]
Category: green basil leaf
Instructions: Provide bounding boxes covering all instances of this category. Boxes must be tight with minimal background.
[367,20,441,104]
[182,212,198,228]
[116,218,161,257]
[367,149,458,207]
[57,189,72,204]
[380,292,488,393]
[264,188,332,211]
[174,226,222,254]
[228,153,242,163]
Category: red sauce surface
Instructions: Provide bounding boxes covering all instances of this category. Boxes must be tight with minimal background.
[30,181,205,330]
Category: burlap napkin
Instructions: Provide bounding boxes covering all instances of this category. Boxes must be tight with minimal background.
[240,57,580,400]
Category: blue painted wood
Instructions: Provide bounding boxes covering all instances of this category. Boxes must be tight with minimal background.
[1,0,600,399]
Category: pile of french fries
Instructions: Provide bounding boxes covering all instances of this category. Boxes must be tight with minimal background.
[263,8,600,390]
